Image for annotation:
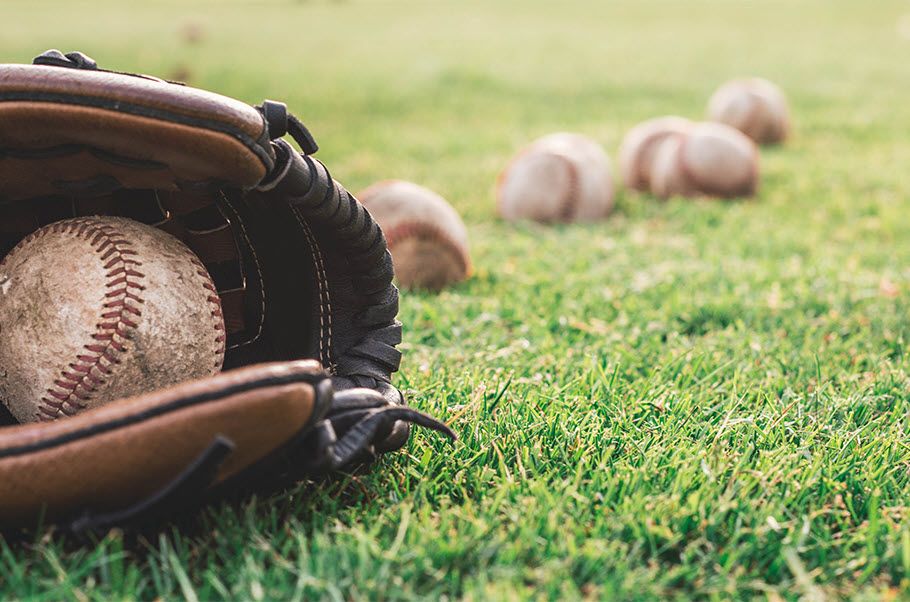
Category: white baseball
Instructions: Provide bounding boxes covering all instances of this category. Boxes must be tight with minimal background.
[708,78,790,145]
[358,180,471,291]
[650,122,760,200]
[0,216,226,423]
[497,132,614,223]
[618,116,693,192]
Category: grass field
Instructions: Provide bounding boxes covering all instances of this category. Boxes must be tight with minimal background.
[3,0,910,599]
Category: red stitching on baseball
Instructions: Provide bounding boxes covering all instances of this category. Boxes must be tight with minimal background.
[10,218,148,421]
[0,217,227,421]
[187,254,226,366]
[105,290,143,302]
[383,221,471,277]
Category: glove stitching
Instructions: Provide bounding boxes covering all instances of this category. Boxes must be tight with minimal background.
[291,207,334,371]
[217,192,266,350]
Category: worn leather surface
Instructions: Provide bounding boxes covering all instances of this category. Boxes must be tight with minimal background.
[0,103,267,199]
[0,64,263,135]
[0,361,325,527]
[0,63,272,203]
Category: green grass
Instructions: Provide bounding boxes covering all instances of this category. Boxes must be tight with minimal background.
[3,0,910,598]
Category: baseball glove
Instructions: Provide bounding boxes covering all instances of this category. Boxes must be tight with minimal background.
[0,50,454,533]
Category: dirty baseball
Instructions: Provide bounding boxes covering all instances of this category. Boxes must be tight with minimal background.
[0,216,225,423]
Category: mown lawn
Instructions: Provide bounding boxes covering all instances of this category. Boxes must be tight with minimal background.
[3,0,910,599]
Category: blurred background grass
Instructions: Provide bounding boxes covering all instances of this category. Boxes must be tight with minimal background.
[3,0,910,599]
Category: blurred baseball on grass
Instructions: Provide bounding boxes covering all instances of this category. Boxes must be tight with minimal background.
[650,121,759,200]
[707,77,790,145]
[497,132,614,223]
[619,116,693,193]
[358,180,471,292]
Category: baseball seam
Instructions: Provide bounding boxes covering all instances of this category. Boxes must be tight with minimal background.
[188,254,227,370]
[556,154,582,222]
[634,131,676,192]
[383,221,471,278]
[16,219,146,421]
[625,132,656,191]
[0,218,227,422]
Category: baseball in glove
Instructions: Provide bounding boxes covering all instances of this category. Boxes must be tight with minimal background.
[0,50,454,533]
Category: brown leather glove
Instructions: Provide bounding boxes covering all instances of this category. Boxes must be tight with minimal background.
[0,50,453,533]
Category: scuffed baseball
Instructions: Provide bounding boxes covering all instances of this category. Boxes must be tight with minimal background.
[651,122,759,200]
[707,78,790,145]
[0,217,225,423]
[497,132,614,223]
[358,180,471,292]
[618,116,693,192]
